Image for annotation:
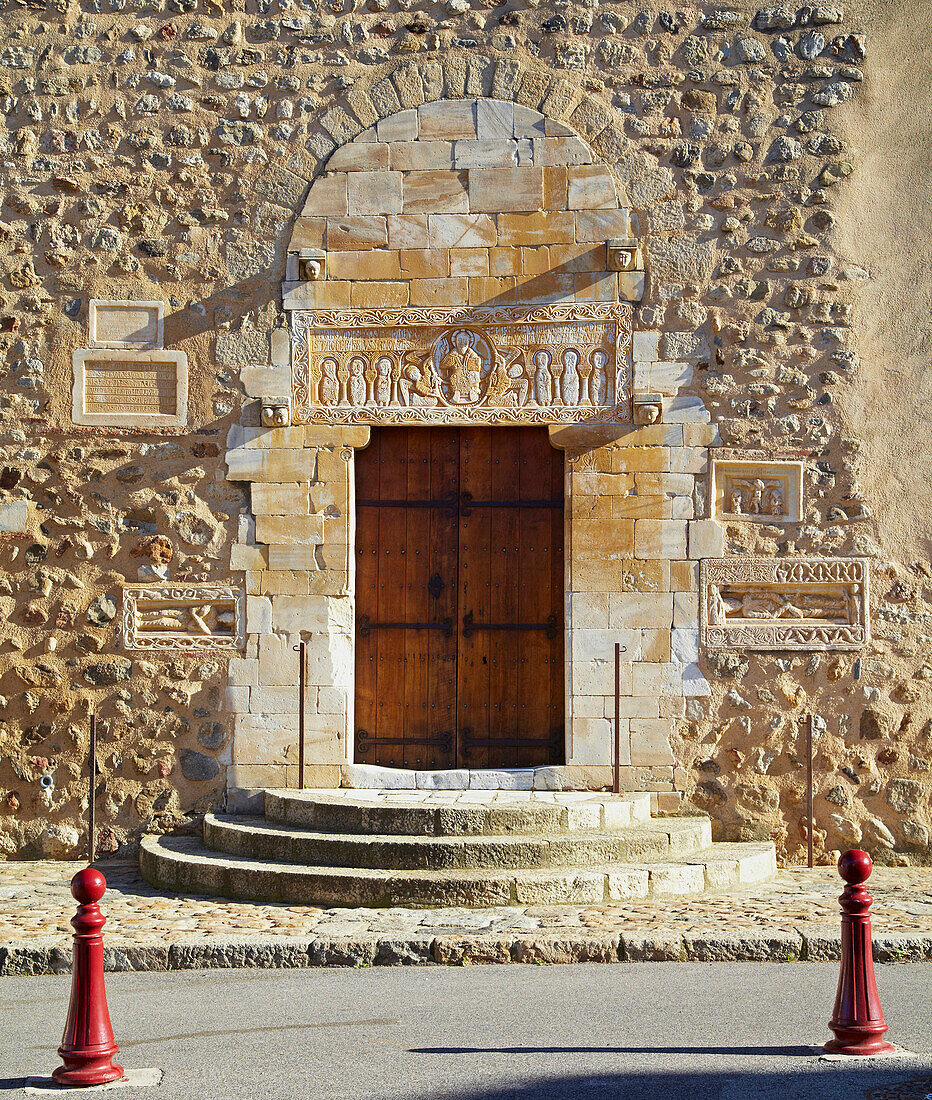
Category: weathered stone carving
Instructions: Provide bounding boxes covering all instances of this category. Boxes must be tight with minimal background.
[711,460,803,523]
[291,304,632,425]
[122,584,245,651]
[89,299,164,350]
[700,557,869,651]
[72,350,188,428]
[633,392,663,425]
[260,396,291,427]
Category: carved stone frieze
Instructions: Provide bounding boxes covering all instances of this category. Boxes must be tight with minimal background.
[711,460,803,523]
[700,557,869,651]
[122,584,245,651]
[290,304,632,426]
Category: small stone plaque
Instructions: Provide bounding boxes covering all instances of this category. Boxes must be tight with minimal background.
[711,459,803,523]
[122,584,245,651]
[89,299,164,349]
[72,350,187,428]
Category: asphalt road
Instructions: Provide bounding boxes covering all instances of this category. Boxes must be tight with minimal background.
[3,963,932,1099]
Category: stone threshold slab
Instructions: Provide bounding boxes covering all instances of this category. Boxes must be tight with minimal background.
[4,929,932,975]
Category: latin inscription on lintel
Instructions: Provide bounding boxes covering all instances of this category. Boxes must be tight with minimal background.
[700,557,869,652]
[290,304,633,426]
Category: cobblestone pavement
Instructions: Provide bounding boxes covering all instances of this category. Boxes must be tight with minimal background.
[3,859,932,973]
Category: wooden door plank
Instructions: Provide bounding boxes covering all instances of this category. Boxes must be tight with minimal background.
[403,427,432,771]
[375,429,409,767]
[354,432,380,764]
[427,427,460,768]
[457,427,493,769]
[488,428,521,769]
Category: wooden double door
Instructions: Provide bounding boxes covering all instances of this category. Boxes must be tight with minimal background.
[355,427,564,770]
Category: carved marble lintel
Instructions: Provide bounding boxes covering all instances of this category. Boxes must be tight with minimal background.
[700,557,869,651]
[122,584,245,651]
[711,459,803,523]
[290,304,632,426]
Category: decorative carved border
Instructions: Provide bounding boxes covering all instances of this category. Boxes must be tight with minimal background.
[122,584,245,651]
[700,557,869,651]
[290,303,632,426]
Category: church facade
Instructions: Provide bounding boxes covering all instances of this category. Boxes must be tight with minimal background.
[1,0,930,869]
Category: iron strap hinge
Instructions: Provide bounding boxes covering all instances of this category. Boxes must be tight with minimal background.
[357,614,454,639]
[461,610,559,640]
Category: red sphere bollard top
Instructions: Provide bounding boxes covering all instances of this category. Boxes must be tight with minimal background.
[52,867,124,1086]
[71,867,107,906]
[824,848,895,1056]
[837,849,873,886]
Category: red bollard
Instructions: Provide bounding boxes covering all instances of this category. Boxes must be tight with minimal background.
[53,868,125,1086]
[824,849,895,1056]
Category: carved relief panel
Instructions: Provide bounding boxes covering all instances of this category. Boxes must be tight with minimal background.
[122,584,245,651]
[711,460,803,523]
[290,304,632,426]
[700,557,869,651]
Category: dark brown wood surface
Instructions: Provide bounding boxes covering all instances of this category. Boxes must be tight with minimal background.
[355,427,564,770]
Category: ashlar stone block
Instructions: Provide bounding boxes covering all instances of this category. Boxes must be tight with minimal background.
[254,514,324,546]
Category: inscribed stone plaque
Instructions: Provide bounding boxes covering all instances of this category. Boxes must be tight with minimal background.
[700,557,869,651]
[72,350,188,428]
[290,304,633,425]
[89,299,164,349]
[122,584,245,651]
[710,460,804,523]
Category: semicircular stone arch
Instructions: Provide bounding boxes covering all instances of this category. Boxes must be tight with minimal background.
[282,97,644,313]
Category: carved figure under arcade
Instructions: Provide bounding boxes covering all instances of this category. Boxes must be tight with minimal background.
[290,304,632,426]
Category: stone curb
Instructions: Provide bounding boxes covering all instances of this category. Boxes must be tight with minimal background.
[4,929,932,975]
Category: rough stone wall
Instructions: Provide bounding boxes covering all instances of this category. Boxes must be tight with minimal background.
[1,0,929,867]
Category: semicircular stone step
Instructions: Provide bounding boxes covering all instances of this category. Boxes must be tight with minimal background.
[139,834,776,909]
[263,789,653,837]
[202,813,712,871]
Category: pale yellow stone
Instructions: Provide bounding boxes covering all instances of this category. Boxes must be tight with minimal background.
[389,141,455,171]
[289,217,326,249]
[635,519,688,559]
[325,215,388,251]
[259,571,311,595]
[531,135,593,166]
[514,271,575,304]
[328,249,401,280]
[497,211,575,246]
[227,449,312,483]
[387,214,430,249]
[574,209,632,242]
[409,277,470,306]
[639,627,672,663]
[629,718,675,766]
[251,484,310,515]
[427,213,497,248]
[327,142,390,172]
[418,100,476,139]
[255,514,324,545]
[521,246,552,276]
[467,276,516,304]
[488,247,523,276]
[566,164,617,209]
[399,248,450,278]
[610,495,666,520]
[267,545,320,571]
[468,167,544,212]
[403,170,469,213]
[300,174,347,217]
[453,139,519,168]
[612,447,670,473]
[230,544,268,571]
[543,165,568,209]
[449,247,490,277]
[572,518,635,559]
[351,280,409,307]
[609,592,673,629]
[548,242,607,273]
[346,170,403,215]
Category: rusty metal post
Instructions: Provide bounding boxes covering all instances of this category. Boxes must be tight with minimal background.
[806,713,814,869]
[824,849,895,1056]
[613,643,621,795]
[88,713,97,865]
[53,868,124,1086]
[294,641,306,790]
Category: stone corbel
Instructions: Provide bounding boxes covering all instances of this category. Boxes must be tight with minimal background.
[260,395,291,428]
[608,238,645,303]
[633,392,663,426]
[285,248,326,283]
